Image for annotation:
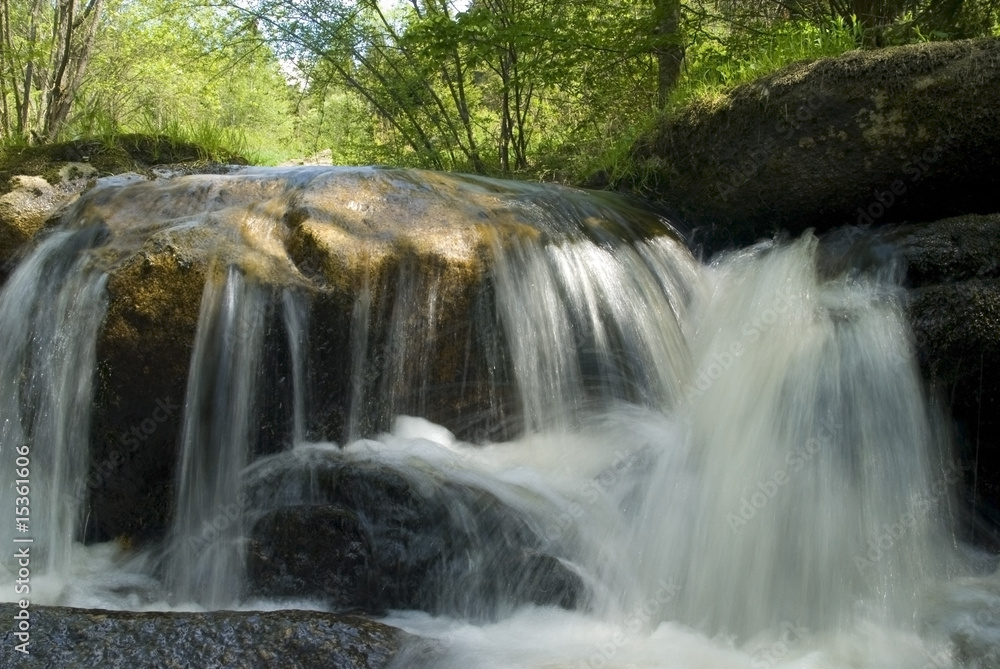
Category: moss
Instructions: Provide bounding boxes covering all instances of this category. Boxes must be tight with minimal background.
[0,134,247,196]
[612,37,1000,253]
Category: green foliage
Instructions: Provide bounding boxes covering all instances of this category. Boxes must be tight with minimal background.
[71,0,300,162]
[0,0,300,163]
[3,0,1000,179]
[679,16,863,105]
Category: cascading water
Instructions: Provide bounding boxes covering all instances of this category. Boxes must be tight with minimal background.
[165,265,269,607]
[1,167,997,668]
[633,238,955,638]
[489,235,696,432]
[0,229,107,584]
[283,289,309,446]
[378,236,971,668]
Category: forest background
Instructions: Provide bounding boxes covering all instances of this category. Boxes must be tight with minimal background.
[1,0,998,183]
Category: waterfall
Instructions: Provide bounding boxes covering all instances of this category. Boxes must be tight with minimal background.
[1,167,992,668]
[624,236,954,635]
[490,235,698,432]
[166,266,268,607]
[381,235,966,668]
[282,289,309,446]
[0,230,107,575]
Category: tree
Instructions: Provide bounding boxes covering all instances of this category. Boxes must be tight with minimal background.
[0,0,104,140]
[653,0,684,106]
[237,0,666,174]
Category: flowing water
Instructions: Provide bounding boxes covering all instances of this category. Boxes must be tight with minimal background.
[1,167,998,667]
[0,230,108,574]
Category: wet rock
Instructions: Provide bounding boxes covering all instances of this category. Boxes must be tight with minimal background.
[0,176,67,275]
[909,278,1000,537]
[0,133,251,281]
[73,167,676,543]
[0,603,407,668]
[822,215,1000,539]
[615,38,1000,254]
[244,448,583,618]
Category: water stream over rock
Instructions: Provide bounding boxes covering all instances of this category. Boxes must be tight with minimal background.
[1,166,998,667]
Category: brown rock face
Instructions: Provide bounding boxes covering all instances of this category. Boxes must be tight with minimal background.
[57,166,676,542]
[615,38,1000,254]
[0,176,68,274]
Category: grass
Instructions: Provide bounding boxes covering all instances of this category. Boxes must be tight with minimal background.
[574,17,863,188]
[2,17,863,186]
[0,133,250,195]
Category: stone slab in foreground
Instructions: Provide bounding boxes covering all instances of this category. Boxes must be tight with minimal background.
[0,604,407,668]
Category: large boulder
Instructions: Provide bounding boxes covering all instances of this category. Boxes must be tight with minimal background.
[243,447,583,618]
[614,38,1000,254]
[61,166,676,542]
[0,604,406,668]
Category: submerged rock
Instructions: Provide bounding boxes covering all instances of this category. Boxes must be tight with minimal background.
[615,38,1000,254]
[0,603,407,668]
[244,447,583,618]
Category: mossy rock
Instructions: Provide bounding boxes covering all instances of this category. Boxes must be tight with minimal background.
[0,134,248,285]
[0,176,65,273]
[0,134,246,195]
[616,37,1000,253]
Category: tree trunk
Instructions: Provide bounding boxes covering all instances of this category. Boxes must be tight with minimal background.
[653,0,683,107]
[17,0,44,134]
[43,0,104,139]
[0,0,11,134]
